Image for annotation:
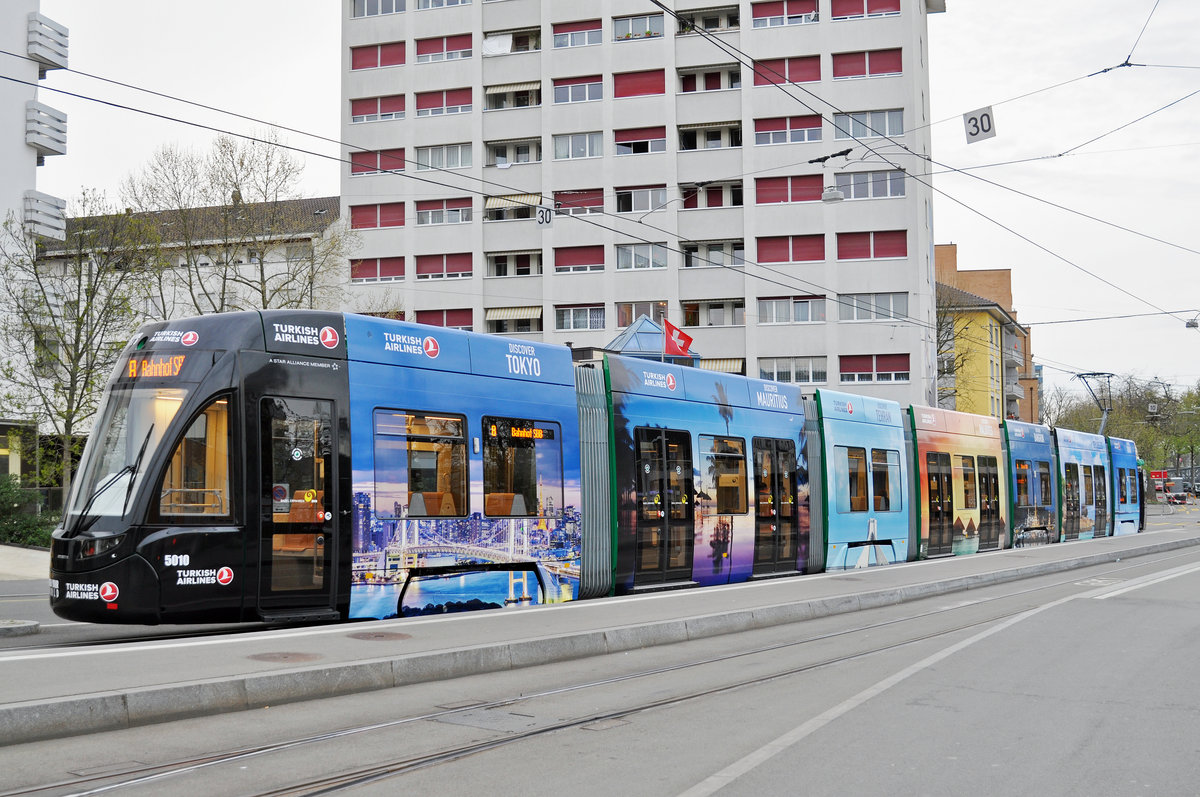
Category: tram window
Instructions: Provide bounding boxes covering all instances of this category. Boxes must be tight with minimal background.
[1083,465,1094,504]
[1037,461,1053,506]
[483,416,563,516]
[1015,460,1031,508]
[1094,466,1106,502]
[958,455,977,509]
[157,396,232,520]
[700,435,747,514]
[635,428,694,524]
[373,410,467,518]
[834,446,868,513]
[1128,470,1138,504]
[870,449,901,512]
[1118,467,1128,504]
[265,398,331,526]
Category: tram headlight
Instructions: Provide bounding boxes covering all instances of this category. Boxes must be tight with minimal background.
[76,534,126,561]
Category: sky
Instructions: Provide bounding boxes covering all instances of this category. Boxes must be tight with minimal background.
[26,0,1200,399]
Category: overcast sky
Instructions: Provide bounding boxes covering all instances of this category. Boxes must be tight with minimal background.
[29,0,1200,399]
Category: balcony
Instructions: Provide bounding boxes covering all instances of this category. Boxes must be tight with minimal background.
[23,191,66,241]
[27,13,68,76]
[26,101,67,159]
[1005,381,1023,400]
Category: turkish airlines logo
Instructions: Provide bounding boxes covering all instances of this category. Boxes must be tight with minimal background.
[666,374,677,391]
[217,567,234,586]
[319,326,340,349]
[99,582,119,602]
[423,336,440,358]
[847,401,854,415]
[180,330,199,347]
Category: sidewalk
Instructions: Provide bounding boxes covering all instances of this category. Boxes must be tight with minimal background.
[2,527,1199,746]
[0,545,48,581]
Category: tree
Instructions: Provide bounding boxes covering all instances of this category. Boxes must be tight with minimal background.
[935,283,974,410]
[0,191,155,497]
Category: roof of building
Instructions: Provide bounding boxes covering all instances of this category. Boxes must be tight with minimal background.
[937,282,1026,331]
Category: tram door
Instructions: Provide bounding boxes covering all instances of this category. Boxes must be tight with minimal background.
[259,397,337,617]
[1094,465,1109,537]
[635,428,694,586]
[752,438,799,575]
[926,452,954,556]
[978,456,1002,550]
[1063,463,1081,540]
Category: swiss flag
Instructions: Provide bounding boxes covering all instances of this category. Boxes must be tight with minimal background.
[663,319,693,358]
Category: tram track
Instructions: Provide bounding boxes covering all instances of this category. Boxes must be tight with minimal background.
[5,550,1191,797]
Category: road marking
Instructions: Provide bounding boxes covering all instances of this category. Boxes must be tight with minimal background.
[1091,561,1200,600]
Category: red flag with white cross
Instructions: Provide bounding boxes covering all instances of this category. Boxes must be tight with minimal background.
[663,319,693,357]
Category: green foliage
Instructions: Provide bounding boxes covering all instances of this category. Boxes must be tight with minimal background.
[0,475,58,548]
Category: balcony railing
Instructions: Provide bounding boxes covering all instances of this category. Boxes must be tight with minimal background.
[27,13,68,76]
[23,191,66,241]
[26,101,67,158]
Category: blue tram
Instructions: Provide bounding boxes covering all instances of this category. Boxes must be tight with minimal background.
[48,310,1144,624]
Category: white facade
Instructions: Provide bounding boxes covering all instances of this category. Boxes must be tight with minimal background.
[341,0,942,404]
[0,0,68,240]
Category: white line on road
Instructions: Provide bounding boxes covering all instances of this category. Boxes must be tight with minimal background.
[1090,561,1200,600]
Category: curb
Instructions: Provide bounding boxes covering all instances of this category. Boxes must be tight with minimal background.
[2,535,1198,747]
[0,620,39,638]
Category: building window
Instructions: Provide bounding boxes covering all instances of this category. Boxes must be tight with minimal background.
[415,0,470,8]
[834,109,904,139]
[756,234,825,263]
[753,56,820,86]
[415,34,472,63]
[840,354,910,383]
[754,115,822,145]
[679,67,742,93]
[351,42,406,70]
[416,198,472,225]
[414,143,471,170]
[487,251,542,277]
[553,76,603,104]
[617,301,667,327]
[835,170,906,199]
[351,95,405,123]
[681,182,743,209]
[352,0,405,18]
[616,186,668,214]
[837,292,908,321]
[755,175,823,203]
[614,14,664,40]
[759,356,827,384]
[350,202,405,229]
[831,0,901,20]
[350,148,405,175]
[758,296,826,323]
[482,28,540,55]
[553,19,602,48]
[415,308,472,330]
[484,196,538,221]
[554,245,604,273]
[682,240,744,268]
[679,125,742,150]
[350,257,405,283]
[616,243,668,270]
[683,299,744,326]
[556,305,605,330]
[678,7,740,33]
[487,138,541,165]
[415,253,472,280]
[553,132,602,159]
[832,49,902,79]
[614,70,666,98]
[750,0,817,27]
[615,126,667,155]
[415,88,472,116]
[487,314,543,334]
[836,230,907,259]
[484,84,541,110]
[554,189,603,215]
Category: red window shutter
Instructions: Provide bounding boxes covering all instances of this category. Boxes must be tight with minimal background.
[790,175,823,202]
[554,74,601,87]
[350,205,377,229]
[791,234,825,261]
[875,353,910,372]
[415,309,442,325]
[833,52,867,78]
[754,59,785,86]
[790,115,821,130]
[840,355,872,373]
[704,72,722,91]
[378,202,405,227]
[416,38,443,56]
[837,232,872,260]
[614,126,666,143]
[755,117,787,133]
[415,199,442,212]
[416,91,441,111]
[867,0,900,13]
[873,230,908,258]
[788,56,821,83]
[681,74,697,93]
[869,48,902,75]
[756,177,789,204]
[444,309,473,327]
[379,94,405,113]
[614,70,665,98]
[752,1,786,18]
[555,189,603,209]
[350,151,377,174]
[379,149,404,171]
[445,253,472,274]
[683,190,699,209]
[350,259,374,279]
[445,197,472,210]
[787,0,818,12]
[553,19,601,33]
[351,46,378,70]
[832,0,865,17]
[351,98,377,116]
[416,255,443,275]
[555,245,604,267]
[445,34,472,51]
[445,88,472,107]
[706,187,724,208]
[378,257,405,278]
[757,237,791,263]
[379,42,405,66]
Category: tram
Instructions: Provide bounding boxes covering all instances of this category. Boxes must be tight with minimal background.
[49,310,1142,624]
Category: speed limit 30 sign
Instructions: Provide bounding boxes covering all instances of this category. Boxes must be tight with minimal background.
[963,106,996,144]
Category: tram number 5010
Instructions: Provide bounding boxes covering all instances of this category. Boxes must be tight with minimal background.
[535,206,554,227]
[963,106,996,144]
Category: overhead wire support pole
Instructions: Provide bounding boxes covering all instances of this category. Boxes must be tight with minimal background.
[1074,372,1115,435]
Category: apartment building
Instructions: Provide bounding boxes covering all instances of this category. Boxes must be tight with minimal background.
[1,0,68,240]
[342,0,944,403]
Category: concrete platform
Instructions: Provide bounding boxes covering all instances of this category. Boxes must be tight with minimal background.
[2,527,1199,746]
[0,545,48,581]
